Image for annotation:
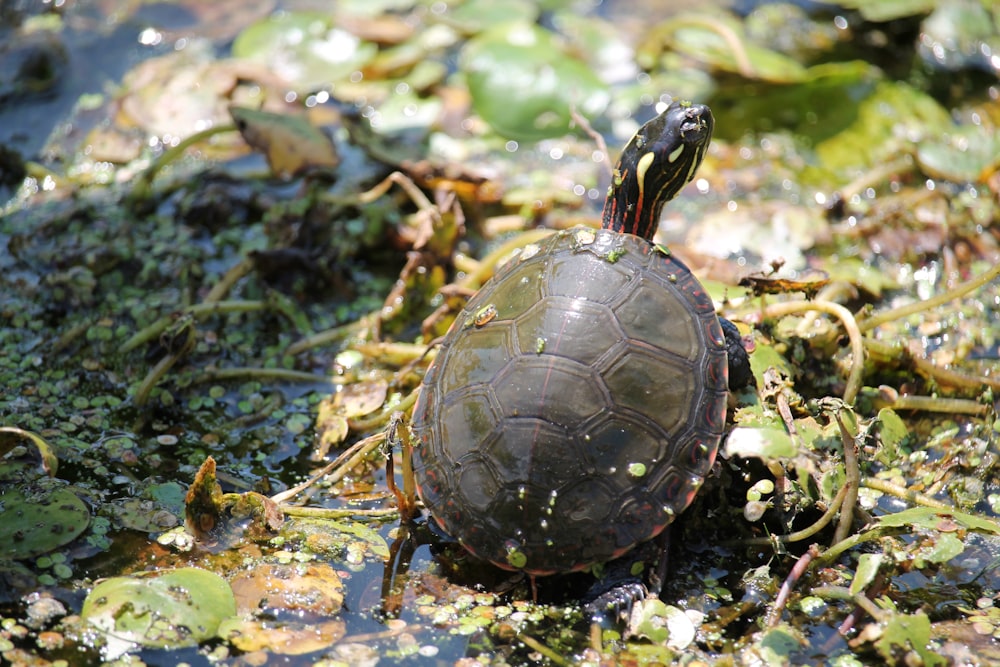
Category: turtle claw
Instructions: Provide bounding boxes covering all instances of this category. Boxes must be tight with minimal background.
[582,580,648,626]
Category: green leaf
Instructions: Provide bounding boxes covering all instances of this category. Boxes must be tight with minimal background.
[753,625,804,666]
[666,15,808,82]
[725,426,797,460]
[875,408,908,465]
[0,487,89,559]
[877,506,1000,535]
[826,0,938,23]
[814,80,953,181]
[876,408,908,447]
[916,123,1000,183]
[460,22,609,141]
[630,598,696,649]
[447,0,539,33]
[875,611,946,667]
[710,61,875,143]
[232,12,378,90]
[850,553,883,596]
[82,568,236,654]
[917,532,965,565]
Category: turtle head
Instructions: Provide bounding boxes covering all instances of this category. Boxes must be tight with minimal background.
[602,101,714,241]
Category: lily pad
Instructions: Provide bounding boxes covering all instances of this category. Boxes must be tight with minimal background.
[81,567,236,657]
[0,487,90,560]
[447,0,539,34]
[826,0,937,23]
[232,12,378,90]
[643,13,808,83]
[916,122,1000,183]
[220,562,346,654]
[814,80,953,180]
[460,22,609,141]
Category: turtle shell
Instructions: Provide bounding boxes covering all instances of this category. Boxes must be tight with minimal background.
[410,226,729,575]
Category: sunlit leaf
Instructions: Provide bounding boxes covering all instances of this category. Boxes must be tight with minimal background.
[851,553,883,596]
[629,597,669,644]
[460,22,609,141]
[814,80,952,180]
[752,624,804,666]
[230,106,339,178]
[725,426,797,460]
[826,0,937,23]
[917,532,966,565]
[447,0,539,33]
[663,15,808,82]
[82,568,236,658]
[877,507,1000,535]
[336,519,390,559]
[232,12,378,89]
[875,611,946,667]
[221,562,346,653]
[875,408,908,464]
[916,123,1000,183]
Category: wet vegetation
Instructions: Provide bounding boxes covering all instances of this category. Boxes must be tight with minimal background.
[1,0,999,665]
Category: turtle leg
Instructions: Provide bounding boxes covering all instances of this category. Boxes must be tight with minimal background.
[719,317,755,391]
[581,533,670,625]
[385,411,419,522]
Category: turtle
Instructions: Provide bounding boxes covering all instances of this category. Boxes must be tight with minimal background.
[407,100,752,602]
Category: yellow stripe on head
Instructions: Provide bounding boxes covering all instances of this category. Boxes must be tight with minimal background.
[635,151,656,199]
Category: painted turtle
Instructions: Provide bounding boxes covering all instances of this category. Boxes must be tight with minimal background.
[410,101,750,578]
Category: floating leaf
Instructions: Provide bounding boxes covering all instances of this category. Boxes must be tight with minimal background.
[916,123,1000,183]
[825,0,937,23]
[751,624,804,666]
[628,597,669,644]
[335,519,390,559]
[875,611,946,667]
[711,60,876,143]
[218,616,346,654]
[917,1,1000,73]
[916,532,966,566]
[334,378,389,419]
[460,22,609,141]
[106,498,178,532]
[746,340,797,393]
[447,0,539,33]
[643,13,808,83]
[82,568,236,658]
[232,12,378,90]
[0,487,89,559]
[814,80,953,180]
[875,408,908,464]
[224,561,347,652]
[230,562,344,616]
[877,507,1000,535]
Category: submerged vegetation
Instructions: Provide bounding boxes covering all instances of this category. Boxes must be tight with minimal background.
[1,0,999,664]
